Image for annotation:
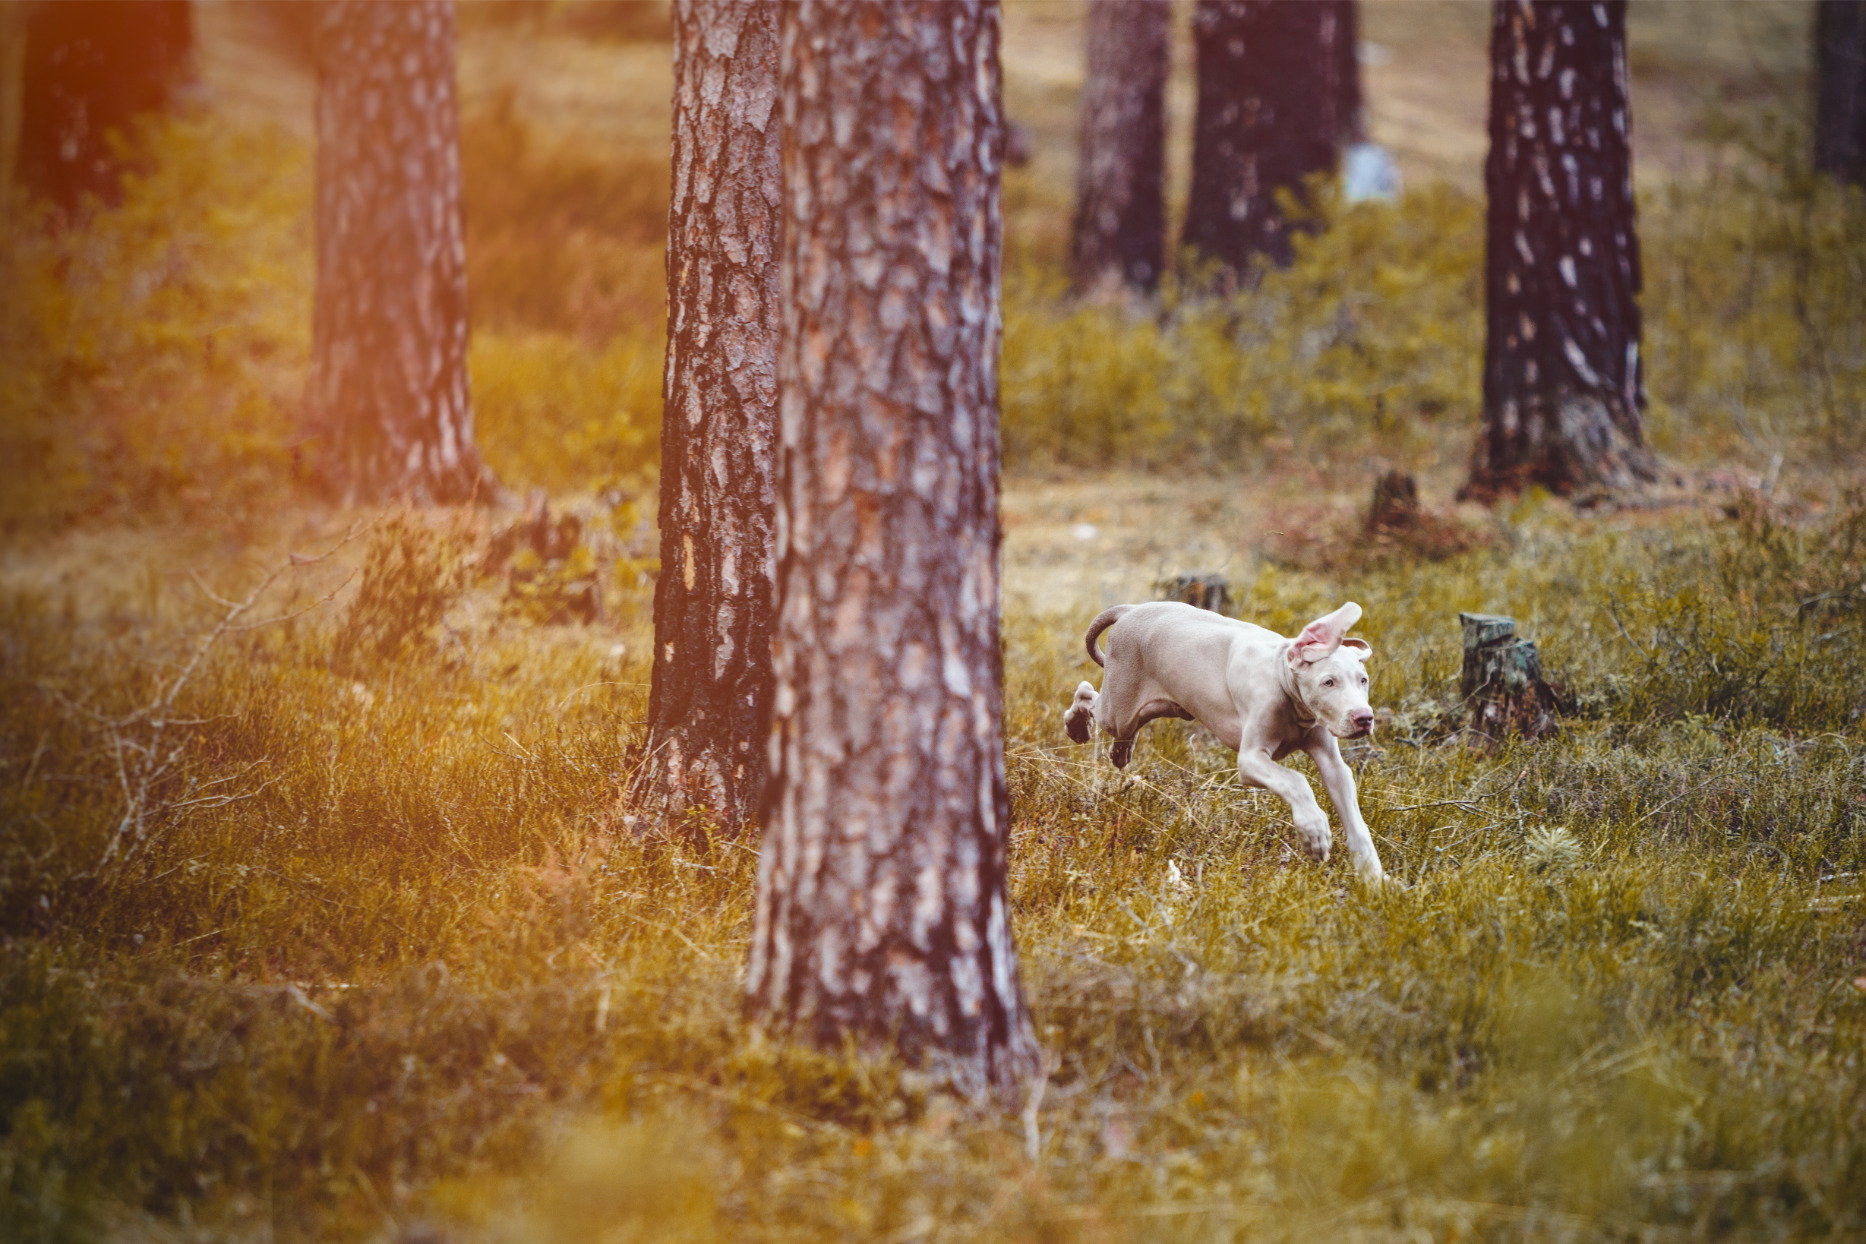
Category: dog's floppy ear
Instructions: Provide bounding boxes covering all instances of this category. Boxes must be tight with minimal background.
[1340,637,1373,662]
[1287,602,1363,664]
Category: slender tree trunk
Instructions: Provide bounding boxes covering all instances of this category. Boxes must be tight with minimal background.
[1,2,24,234]
[643,0,782,833]
[1463,0,1655,501]
[1816,0,1866,185]
[1070,0,1170,295]
[1334,0,1365,146]
[312,0,494,505]
[749,0,1040,1104]
[18,0,192,211]
[1183,0,1349,284]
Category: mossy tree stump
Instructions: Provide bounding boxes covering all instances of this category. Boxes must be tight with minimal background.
[1460,612,1558,739]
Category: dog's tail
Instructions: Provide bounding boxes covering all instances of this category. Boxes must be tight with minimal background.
[1084,606,1131,668]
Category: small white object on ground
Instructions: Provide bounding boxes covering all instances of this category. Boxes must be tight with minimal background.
[1072,523,1099,541]
[1344,143,1402,204]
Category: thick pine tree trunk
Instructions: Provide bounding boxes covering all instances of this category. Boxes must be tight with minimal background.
[748,0,1040,1104]
[17,0,192,211]
[1464,0,1655,500]
[1183,0,1349,283]
[1816,0,1866,185]
[642,0,782,833]
[1070,0,1170,295]
[312,0,494,506]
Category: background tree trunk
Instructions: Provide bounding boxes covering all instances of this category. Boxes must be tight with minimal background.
[643,0,782,833]
[1464,0,1655,500]
[1,1,24,237]
[1334,0,1366,146]
[749,0,1040,1103]
[1183,0,1350,284]
[1070,0,1170,295]
[17,0,192,212]
[312,0,493,506]
[1815,0,1866,184]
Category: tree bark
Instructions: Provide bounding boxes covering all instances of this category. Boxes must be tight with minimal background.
[1463,0,1655,501]
[1069,0,1170,295]
[17,0,192,212]
[1816,0,1866,185]
[749,0,1040,1104]
[1183,0,1350,284]
[312,0,494,506]
[643,0,782,833]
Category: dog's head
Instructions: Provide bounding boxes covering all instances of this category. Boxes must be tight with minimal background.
[1286,602,1375,738]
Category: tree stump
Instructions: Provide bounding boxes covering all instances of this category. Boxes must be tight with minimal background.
[1162,573,1231,613]
[1459,612,1557,739]
[1367,470,1420,532]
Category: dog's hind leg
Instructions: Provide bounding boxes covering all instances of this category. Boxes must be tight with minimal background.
[1064,681,1098,744]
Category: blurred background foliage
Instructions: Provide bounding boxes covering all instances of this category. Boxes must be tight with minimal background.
[0,2,1860,527]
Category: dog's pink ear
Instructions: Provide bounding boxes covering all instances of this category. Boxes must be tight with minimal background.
[1287,602,1363,664]
[1340,638,1373,662]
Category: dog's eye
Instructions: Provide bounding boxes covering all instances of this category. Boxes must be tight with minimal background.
[1361,676,1368,686]
[1322,678,1335,688]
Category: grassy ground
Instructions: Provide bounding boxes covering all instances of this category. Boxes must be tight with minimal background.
[3,480,1864,1242]
[4,2,1866,1241]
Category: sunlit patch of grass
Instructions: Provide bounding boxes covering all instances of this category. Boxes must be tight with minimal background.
[4,488,1864,1241]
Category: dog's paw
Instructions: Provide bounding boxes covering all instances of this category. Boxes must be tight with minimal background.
[1296,817,1332,861]
[1110,739,1133,768]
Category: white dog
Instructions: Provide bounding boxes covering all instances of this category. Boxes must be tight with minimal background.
[1063,601,1385,883]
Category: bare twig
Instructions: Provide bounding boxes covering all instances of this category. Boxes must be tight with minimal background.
[67,521,372,873]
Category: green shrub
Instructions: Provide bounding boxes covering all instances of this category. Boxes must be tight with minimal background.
[1001,184,1487,471]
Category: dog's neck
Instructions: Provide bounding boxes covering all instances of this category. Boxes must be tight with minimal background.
[1277,645,1319,732]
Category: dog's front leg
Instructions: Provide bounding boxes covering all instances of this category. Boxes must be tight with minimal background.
[1309,736,1385,884]
[1236,748,1332,861]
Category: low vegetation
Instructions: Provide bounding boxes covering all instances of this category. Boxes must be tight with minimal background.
[5,100,1859,531]
[2,478,1863,1242]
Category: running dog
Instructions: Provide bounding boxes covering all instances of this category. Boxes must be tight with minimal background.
[1063,601,1385,883]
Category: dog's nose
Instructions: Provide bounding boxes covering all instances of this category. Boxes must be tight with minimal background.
[1350,709,1375,731]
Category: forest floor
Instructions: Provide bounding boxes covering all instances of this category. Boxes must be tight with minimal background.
[5,459,1864,1244]
[5,3,1865,1242]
